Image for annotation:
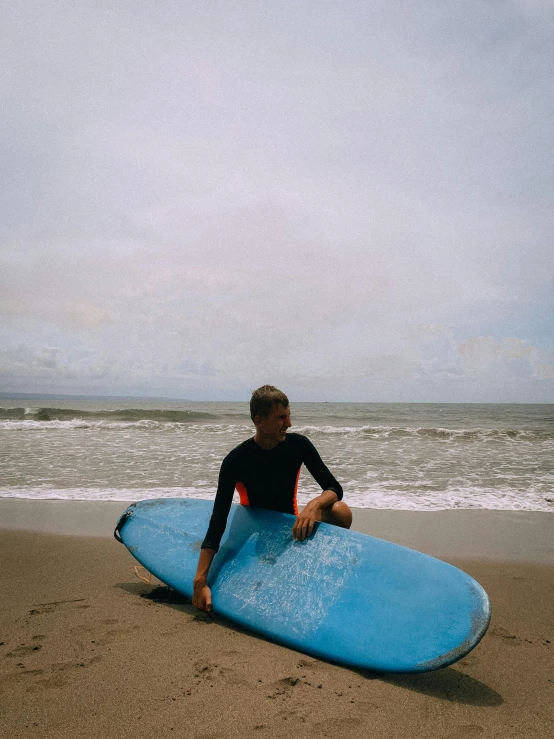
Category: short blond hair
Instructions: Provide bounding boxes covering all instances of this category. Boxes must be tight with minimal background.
[250,385,289,421]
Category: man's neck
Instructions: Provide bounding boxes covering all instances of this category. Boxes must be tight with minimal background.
[253,433,281,450]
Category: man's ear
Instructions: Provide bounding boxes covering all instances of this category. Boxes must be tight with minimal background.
[253,415,261,428]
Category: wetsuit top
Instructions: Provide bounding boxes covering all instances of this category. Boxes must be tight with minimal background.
[201,432,343,552]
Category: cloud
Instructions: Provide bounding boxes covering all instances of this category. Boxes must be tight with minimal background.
[1,2,553,401]
[459,336,554,381]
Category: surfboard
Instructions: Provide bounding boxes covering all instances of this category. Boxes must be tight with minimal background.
[114,498,490,673]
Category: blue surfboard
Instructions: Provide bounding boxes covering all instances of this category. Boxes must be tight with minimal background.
[114,498,490,673]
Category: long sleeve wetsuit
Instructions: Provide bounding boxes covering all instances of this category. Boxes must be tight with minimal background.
[201,432,343,551]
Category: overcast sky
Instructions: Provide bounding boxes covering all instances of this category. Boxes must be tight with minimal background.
[1,1,553,402]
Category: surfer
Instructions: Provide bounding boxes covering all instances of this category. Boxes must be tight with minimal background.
[192,385,352,613]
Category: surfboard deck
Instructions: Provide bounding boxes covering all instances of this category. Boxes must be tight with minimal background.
[114,498,490,673]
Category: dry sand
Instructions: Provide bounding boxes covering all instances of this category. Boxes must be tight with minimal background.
[0,502,553,739]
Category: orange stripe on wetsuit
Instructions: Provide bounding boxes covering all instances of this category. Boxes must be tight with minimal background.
[292,467,300,515]
[235,481,250,506]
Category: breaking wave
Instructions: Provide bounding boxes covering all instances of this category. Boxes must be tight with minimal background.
[294,425,553,442]
[0,412,551,443]
[0,407,217,423]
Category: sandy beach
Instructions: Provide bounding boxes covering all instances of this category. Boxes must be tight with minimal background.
[1,501,553,738]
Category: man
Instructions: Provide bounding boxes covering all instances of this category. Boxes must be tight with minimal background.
[192,385,352,613]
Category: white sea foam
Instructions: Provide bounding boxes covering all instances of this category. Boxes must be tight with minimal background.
[0,487,219,502]
[1,420,552,451]
[1,486,552,511]
[0,420,253,433]
[295,425,552,441]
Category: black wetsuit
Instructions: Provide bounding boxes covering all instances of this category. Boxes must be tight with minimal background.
[201,432,343,551]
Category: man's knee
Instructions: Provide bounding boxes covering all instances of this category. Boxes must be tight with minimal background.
[327,501,352,530]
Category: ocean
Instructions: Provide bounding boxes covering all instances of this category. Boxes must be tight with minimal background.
[1,397,553,512]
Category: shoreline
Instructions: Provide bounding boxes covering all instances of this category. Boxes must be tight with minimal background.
[0,498,553,563]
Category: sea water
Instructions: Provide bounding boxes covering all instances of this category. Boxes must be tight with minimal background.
[0,397,552,511]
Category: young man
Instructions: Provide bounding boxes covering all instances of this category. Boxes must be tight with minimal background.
[192,385,352,613]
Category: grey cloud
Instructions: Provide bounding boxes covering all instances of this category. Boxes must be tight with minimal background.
[458,336,554,380]
[1,2,553,401]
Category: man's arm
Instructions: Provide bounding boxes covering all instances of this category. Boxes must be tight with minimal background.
[292,488,338,541]
[293,436,343,541]
[192,547,216,613]
[191,452,237,612]
[301,436,343,501]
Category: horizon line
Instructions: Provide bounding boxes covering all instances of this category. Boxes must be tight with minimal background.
[0,391,552,405]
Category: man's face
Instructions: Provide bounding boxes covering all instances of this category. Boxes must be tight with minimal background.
[255,403,291,446]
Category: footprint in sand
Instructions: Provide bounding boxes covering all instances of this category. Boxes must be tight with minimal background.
[192,659,233,681]
[5,644,42,657]
[2,655,102,694]
[23,656,103,693]
[2,669,45,684]
[29,599,88,617]
[266,675,303,700]
[25,674,70,693]
[296,658,318,669]
[491,626,521,645]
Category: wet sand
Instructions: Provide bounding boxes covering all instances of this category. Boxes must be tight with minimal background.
[0,501,552,738]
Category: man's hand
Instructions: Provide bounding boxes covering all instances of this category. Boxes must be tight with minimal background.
[192,548,216,612]
[192,581,212,613]
[292,499,322,540]
[292,490,338,541]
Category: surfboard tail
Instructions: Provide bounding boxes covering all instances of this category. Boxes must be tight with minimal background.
[114,504,135,543]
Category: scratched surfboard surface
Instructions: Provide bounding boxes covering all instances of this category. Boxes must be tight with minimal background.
[115,498,490,673]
